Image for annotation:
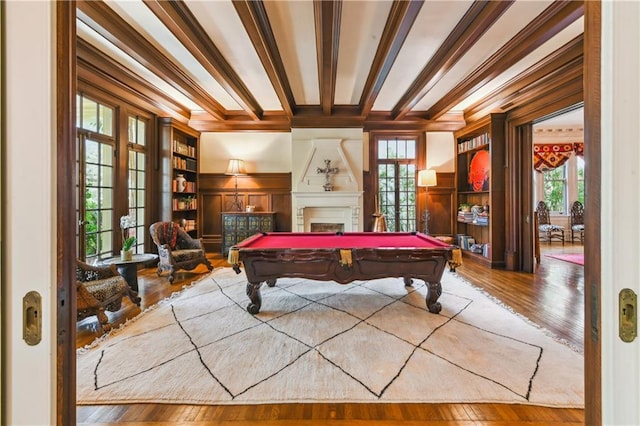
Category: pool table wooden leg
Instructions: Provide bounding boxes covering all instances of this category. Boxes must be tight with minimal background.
[246,281,263,314]
[425,281,442,314]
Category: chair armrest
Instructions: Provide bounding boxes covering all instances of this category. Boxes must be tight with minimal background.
[77,261,119,281]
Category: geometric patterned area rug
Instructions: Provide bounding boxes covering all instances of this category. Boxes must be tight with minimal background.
[545,253,584,266]
[77,268,584,407]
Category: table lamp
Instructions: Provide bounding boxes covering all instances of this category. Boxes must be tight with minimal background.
[225,159,247,211]
[417,169,437,234]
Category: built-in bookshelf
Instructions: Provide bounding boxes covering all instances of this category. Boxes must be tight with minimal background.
[159,118,200,236]
[454,113,506,267]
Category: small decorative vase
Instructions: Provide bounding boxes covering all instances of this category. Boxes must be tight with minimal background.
[176,174,187,192]
[121,249,133,261]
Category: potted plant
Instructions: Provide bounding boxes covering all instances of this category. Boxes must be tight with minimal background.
[120,214,136,260]
[459,203,471,212]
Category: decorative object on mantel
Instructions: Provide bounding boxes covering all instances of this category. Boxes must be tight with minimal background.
[418,169,438,234]
[225,159,247,212]
[120,214,136,261]
[372,194,387,232]
[317,159,339,191]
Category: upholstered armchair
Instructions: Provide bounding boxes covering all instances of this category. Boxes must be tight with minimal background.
[570,200,585,244]
[76,260,140,332]
[149,221,213,283]
[536,200,565,244]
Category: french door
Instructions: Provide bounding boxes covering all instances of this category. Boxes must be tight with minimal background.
[375,135,420,232]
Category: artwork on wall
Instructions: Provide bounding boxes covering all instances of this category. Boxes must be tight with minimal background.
[468,149,490,192]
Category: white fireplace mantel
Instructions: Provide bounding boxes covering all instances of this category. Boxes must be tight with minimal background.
[291,191,363,232]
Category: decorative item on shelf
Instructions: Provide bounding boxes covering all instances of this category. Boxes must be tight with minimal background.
[468,149,490,192]
[316,159,339,191]
[175,174,187,192]
[225,159,247,212]
[418,169,437,234]
[120,214,136,261]
[245,205,255,213]
[459,203,471,212]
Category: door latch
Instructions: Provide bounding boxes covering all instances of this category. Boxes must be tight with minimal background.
[619,288,637,343]
[23,291,42,346]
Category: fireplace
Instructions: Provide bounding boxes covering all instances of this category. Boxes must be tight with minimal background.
[292,191,362,232]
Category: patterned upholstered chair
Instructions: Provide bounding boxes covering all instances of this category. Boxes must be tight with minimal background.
[76,260,139,332]
[570,200,585,244]
[536,200,565,244]
[150,221,213,283]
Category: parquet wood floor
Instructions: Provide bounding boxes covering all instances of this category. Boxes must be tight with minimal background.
[76,243,585,425]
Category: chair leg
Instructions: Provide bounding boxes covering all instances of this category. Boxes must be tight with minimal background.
[96,308,111,333]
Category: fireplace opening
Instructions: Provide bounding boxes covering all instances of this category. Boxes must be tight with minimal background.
[310,223,345,233]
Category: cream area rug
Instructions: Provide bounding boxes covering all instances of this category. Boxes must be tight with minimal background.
[77,268,584,407]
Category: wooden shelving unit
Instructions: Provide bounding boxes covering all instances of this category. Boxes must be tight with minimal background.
[159,118,200,236]
[454,113,506,267]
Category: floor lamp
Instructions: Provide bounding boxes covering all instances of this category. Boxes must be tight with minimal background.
[417,169,437,234]
[225,159,247,212]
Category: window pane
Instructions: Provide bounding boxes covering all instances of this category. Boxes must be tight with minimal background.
[128,116,136,142]
[543,165,567,212]
[99,104,114,136]
[85,140,99,163]
[406,142,416,159]
[102,188,113,208]
[82,98,98,132]
[397,141,406,159]
[137,120,146,145]
[137,152,146,170]
[378,140,388,159]
[100,144,113,166]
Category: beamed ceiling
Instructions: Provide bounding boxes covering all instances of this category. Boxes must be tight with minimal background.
[75,0,585,132]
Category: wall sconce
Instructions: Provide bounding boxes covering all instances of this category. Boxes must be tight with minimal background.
[225,159,247,212]
[417,169,437,234]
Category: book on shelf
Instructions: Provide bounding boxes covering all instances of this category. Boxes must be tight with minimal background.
[457,133,490,153]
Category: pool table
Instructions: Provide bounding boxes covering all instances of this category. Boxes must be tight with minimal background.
[228,232,462,315]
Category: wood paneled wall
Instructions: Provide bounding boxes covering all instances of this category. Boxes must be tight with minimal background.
[199,173,292,252]
[424,172,456,236]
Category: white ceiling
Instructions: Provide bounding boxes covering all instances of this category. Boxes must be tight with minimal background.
[77,0,584,130]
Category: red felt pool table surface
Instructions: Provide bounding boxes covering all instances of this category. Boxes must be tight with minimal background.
[234,231,452,250]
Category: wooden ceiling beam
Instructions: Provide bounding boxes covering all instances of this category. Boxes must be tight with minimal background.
[314,0,342,116]
[77,40,192,121]
[464,35,584,123]
[359,0,424,118]
[233,0,296,117]
[425,0,584,120]
[76,0,226,120]
[391,0,514,121]
[144,0,262,121]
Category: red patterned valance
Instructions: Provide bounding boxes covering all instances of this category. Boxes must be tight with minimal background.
[534,142,583,172]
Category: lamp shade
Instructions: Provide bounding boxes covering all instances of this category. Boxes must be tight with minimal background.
[225,159,247,176]
[418,169,437,187]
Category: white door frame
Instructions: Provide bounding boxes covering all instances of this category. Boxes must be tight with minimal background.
[601,1,640,424]
[3,1,57,424]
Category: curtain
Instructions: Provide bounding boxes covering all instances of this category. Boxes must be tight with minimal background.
[533,142,583,172]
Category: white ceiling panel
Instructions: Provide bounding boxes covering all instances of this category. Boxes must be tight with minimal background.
[105,0,241,110]
[334,1,393,105]
[413,0,554,111]
[185,0,283,111]
[264,0,319,105]
[373,0,473,110]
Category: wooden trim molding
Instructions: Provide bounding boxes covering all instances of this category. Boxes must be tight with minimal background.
[57,1,77,424]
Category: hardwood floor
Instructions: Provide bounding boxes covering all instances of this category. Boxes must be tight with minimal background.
[76,242,585,425]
